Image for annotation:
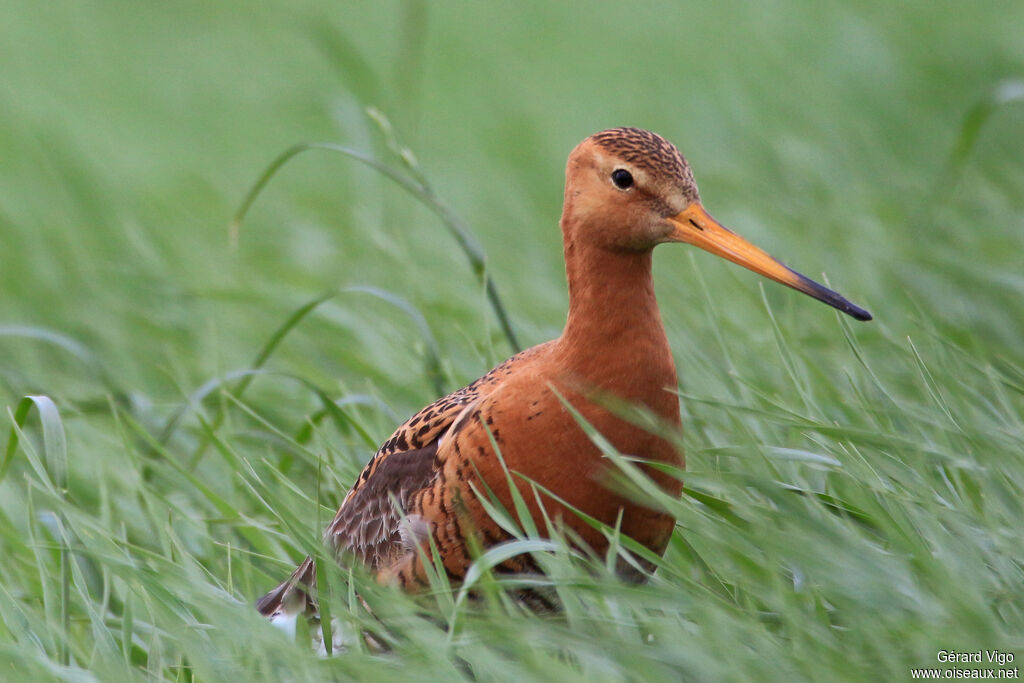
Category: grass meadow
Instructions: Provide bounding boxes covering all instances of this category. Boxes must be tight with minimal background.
[1,1,1023,680]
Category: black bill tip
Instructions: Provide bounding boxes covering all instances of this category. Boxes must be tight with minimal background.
[846,304,873,322]
[788,268,873,322]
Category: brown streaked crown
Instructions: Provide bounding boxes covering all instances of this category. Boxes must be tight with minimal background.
[590,127,699,202]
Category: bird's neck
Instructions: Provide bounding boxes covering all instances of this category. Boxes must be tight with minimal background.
[555,229,677,403]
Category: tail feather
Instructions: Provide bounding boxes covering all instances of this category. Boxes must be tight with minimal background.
[256,556,317,618]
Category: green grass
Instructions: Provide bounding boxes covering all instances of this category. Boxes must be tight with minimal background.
[2,0,1023,680]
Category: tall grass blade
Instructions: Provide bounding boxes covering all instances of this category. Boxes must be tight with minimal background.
[231,139,520,351]
[4,396,70,666]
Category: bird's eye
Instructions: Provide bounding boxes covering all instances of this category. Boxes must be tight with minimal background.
[611,169,634,189]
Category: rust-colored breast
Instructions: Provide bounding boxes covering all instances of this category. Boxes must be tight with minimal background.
[386,346,683,588]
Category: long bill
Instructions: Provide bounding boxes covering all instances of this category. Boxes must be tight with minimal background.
[665,203,872,322]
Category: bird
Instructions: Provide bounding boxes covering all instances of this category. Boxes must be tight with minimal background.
[256,127,872,623]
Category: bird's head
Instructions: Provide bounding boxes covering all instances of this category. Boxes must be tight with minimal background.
[562,127,871,321]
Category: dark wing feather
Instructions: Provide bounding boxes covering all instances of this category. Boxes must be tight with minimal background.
[255,555,315,618]
[255,385,478,617]
[324,382,487,565]
[256,345,545,618]
[326,443,443,567]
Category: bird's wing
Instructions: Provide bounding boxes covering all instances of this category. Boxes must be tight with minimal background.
[323,385,483,567]
[324,344,551,566]
[256,344,548,618]
[255,387,478,618]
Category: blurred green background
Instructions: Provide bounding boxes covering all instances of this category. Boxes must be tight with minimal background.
[1,1,1023,680]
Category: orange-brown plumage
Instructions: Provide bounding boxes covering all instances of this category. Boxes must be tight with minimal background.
[257,127,871,619]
